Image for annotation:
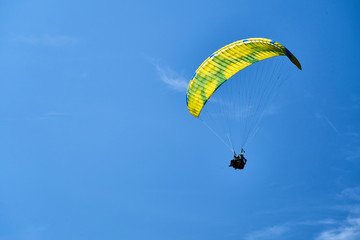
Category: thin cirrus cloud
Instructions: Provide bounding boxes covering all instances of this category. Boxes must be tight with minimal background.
[345,147,360,162]
[315,112,339,134]
[244,225,288,240]
[243,216,360,240]
[315,216,360,240]
[315,186,360,240]
[337,187,360,202]
[155,63,188,92]
[16,34,78,47]
[242,186,360,240]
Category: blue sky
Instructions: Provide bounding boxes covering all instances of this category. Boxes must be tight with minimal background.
[0,0,360,239]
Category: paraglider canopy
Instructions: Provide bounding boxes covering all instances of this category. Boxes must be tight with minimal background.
[186,38,301,118]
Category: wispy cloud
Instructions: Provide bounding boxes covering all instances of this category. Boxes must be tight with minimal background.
[315,217,360,240]
[244,216,360,240]
[243,218,341,240]
[154,62,188,92]
[338,187,360,202]
[245,225,288,240]
[315,113,339,134]
[315,186,360,240]
[244,186,360,240]
[295,218,338,226]
[17,34,78,47]
[345,147,360,161]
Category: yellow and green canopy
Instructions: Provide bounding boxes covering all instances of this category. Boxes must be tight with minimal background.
[186,38,301,118]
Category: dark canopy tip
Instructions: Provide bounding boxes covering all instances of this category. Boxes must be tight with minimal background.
[285,48,302,70]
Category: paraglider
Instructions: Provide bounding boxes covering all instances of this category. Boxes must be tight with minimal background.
[186,38,301,170]
[229,148,247,170]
